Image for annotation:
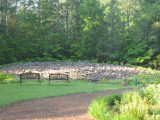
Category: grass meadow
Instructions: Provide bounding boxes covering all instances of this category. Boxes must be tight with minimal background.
[0,78,136,108]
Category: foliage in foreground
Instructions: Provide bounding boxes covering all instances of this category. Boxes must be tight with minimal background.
[0,73,13,84]
[88,84,160,120]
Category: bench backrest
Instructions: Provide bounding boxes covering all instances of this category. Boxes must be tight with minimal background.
[20,72,40,84]
[49,73,69,81]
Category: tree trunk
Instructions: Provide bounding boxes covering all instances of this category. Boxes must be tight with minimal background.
[0,0,2,24]
[66,0,69,38]
[127,0,130,30]
[38,0,41,24]
[69,2,73,36]
[24,0,26,22]
[5,0,8,33]
[127,12,129,29]
[15,0,17,18]
[57,0,60,34]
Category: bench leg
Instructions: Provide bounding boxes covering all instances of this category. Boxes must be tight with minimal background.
[20,75,22,85]
[20,79,22,85]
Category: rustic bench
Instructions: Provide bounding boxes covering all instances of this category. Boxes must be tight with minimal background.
[20,72,41,84]
[49,73,69,85]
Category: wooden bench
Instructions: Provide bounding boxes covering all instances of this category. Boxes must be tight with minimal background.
[20,72,41,84]
[49,73,69,85]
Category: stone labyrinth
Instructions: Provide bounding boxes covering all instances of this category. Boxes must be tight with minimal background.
[0,62,144,80]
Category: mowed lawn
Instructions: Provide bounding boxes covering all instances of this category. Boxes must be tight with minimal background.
[0,79,135,108]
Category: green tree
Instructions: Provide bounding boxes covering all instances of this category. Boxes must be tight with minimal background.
[103,0,125,63]
[77,0,105,60]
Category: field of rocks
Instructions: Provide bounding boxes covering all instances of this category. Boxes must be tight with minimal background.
[0,62,144,80]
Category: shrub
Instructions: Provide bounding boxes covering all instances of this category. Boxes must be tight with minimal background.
[88,94,122,120]
[0,73,13,83]
[90,59,98,63]
[142,84,160,105]
[88,84,160,120]
[88,97,112,120]
[113,61,119,65]
[120,91,140,104]
[144,114,160,120]
[113,112,139,120]
[120,92,148,119]
[23,57,61,62]
[105,94,122,107]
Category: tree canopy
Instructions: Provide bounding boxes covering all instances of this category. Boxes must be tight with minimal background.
[0,0,159,69]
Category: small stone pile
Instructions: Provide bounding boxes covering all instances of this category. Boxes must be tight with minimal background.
[0,62,145,80]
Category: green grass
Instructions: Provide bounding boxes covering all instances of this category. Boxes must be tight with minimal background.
[0,79,135,108]
[128,74,160,85]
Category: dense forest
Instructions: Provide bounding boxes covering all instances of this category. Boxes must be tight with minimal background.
[0,0,159,69]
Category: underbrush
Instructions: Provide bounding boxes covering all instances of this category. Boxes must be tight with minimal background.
[88,94,122,120]
[0,73,13,84]
[88,84,160,120]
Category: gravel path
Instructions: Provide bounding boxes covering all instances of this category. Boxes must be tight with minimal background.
[0,89,132,120]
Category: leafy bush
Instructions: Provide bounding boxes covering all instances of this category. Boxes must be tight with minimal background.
[90,59,98,63]
[144,114,160,120]
[88,94,122,120]
[142,84,160,105]
[120,92,148,119]
[105,94,122,107]
[113,112,139,120]
[21,57,62,62]
[88,84,160,120]
[88,97,112,120]
[0,73,13,83]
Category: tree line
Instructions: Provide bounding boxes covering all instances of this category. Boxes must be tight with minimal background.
[0,0,159,69]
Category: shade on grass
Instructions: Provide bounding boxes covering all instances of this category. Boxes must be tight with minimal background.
[0,80,135,108]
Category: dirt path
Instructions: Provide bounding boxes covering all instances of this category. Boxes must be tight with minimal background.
[0,89,132,120]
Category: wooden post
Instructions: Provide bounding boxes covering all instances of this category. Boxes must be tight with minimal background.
[20,74,22,85]
[39,74,41,84]
[49,74,50,85]
[122,77,128,86]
